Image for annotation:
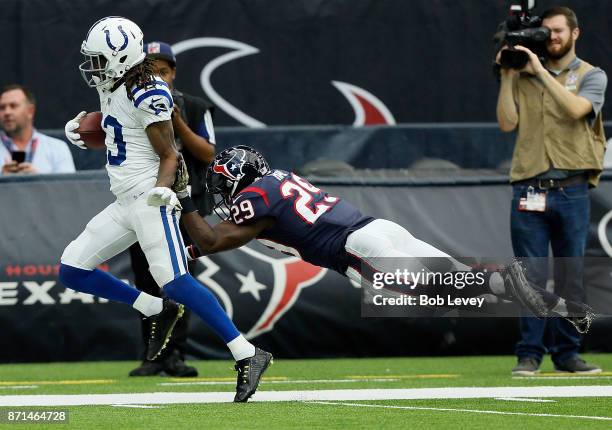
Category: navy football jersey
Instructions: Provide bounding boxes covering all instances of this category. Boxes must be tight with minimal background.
[229,170,373,273]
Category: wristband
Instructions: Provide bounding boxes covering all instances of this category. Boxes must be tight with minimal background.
[186,244,203,260]
[179,196,197,214]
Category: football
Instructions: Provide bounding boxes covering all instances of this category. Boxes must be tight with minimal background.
[76,111,106,149]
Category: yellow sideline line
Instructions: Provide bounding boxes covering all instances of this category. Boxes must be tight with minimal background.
[0,379,114,386]
[347,374,459,379]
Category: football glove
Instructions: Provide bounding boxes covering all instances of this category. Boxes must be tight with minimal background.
[172,154,190,199]
[147,187,181,210]
[64,111,87,150]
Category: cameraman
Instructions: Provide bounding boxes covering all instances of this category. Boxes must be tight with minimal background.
[128,42,216,377]
[496,7,606,375]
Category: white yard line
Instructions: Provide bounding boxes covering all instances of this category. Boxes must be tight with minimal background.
[495,397,556,403]
[309,401,612,421]
[1,386,612,406]
[0,386,38,390]
[159,378,400,386]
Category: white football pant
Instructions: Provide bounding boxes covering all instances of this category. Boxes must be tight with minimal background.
[344,218,470,285]
[61,180,188,287]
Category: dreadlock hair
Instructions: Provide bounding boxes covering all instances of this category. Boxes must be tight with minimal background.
[124,57,156,101]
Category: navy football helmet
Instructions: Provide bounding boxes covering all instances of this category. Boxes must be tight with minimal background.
[205,145,270,219]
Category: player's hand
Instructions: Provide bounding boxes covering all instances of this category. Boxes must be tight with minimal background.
[514,45,546,76]
[65,111,87,150]
[147,186,182,210]
[171,154,190,199]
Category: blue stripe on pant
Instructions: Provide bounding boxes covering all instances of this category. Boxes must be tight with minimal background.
[171,209,189,270]
[160,205,181,278]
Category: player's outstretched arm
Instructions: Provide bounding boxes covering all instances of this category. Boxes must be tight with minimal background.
[146,120,179,188]
[182,211,273,254]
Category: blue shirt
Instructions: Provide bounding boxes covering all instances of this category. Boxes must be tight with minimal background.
[0,129,75,174]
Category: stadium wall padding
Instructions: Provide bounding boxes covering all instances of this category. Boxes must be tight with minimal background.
[40,125,612,172]
[1,0,610,128]
[2,172,612,362]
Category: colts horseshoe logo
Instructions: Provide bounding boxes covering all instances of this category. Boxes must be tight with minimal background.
[104,25,129,52]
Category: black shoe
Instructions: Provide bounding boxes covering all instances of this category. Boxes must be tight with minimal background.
[511,357,541,376]
[564,301,595,334]
[555,356,602,374]
[129,360,164,377]
[502,259,548,318]
[162,350,198,377]
[145,298,185,361]
[234,347,273,403]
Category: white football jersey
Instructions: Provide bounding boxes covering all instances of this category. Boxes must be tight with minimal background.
[97,78,173,196]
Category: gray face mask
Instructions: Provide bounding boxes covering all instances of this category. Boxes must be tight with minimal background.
[79,51,112,88]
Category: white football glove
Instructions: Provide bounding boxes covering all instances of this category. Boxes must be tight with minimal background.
[146,187,181,210]
[65,111,87,150]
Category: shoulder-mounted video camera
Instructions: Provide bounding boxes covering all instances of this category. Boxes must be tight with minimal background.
[493,0,550,72]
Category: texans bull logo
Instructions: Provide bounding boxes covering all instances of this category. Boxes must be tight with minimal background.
[192,242,327,339]
[212,148,246,180]
[172,37,396,127]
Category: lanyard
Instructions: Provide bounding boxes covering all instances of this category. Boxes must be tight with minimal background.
[26,138,39,163]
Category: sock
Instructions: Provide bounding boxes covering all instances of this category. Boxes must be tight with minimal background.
[132,292,163,317]
[59,263,140,305]
[227,334,256,361]
[163,273,240,343]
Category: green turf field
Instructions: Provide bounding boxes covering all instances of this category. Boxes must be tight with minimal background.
[1,354,612,429]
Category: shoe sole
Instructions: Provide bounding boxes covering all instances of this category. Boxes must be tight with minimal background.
[237,354,274,403]
[555,368,602,374]
[511,369,540,376]
[148,304,185,361]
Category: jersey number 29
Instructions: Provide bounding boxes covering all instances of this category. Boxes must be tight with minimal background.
[281,174,338,224]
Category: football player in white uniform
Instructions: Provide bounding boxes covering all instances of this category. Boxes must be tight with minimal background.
[59,17,270,402]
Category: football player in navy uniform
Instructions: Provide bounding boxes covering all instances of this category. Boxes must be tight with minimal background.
[176,146,594,334]
[59,18,270,402]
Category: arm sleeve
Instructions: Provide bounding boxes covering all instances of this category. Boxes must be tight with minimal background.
[195,110,216,144]
[578,68,607,117]
[132,80,173,128]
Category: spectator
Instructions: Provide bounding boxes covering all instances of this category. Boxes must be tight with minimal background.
[0,84,75,175]
[496,7,606,375]
[128,42,216,377]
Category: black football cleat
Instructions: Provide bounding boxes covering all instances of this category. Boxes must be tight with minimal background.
[129,360,164,377]
[564,301,595,334]
[234,347,273,403]
[162,350,199,377]
[145,298,185,361]
[501,259,548,318]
